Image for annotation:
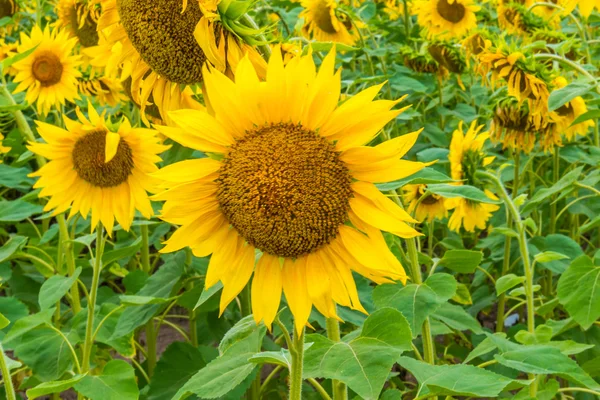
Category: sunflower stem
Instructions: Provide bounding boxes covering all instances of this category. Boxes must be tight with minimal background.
[0,343,16,400]
[406,238,435,364]
[140,225,157,377]
[402,0,411,45]
[427,220,434,259]
[58,215,82,315]
[80,225,105,381]
[326,317,347,400]
[532,53,600,93]
[476,170,536,396]
[240,283,261,400]
[289,327,305,400]
[239,14,272,61]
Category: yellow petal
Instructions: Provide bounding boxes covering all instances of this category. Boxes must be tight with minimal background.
[104,131,121,163]
[282,257,312,336]
[252,254,282,329]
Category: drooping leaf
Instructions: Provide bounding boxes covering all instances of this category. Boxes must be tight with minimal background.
[0,200,44,222]
[0,235,27,263]
[548,82,593,111]
[27,374,87,399]
[522,167,583,214]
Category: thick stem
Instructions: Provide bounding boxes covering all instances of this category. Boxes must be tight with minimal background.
[140,225,157,377]
[326,317,347,400]
[0,343,16,400]
[427,221,434,259]
[406,238,435,364]
[496,213,512,333]
[58,215,81,314]
[81,226,105,373]
[239,284,260,400]
[532,53,600,93]
[289,328,305,400]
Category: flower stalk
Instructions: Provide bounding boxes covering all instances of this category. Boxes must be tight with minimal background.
[140,225,157,377]
[326,317,347,400]
[289,327,306,400]
[0,343,16,400]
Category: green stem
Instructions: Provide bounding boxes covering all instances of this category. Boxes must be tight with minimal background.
[0,343,16,400]
[289,328,305,400]
[546,150,560,296]
[140,225,157,377]
[532,53,600,93]
[58,215,81,314]
[427,221,434,259]
[403,0,411,44]
[557,387,600,396]
[81,225,105,373]
[406,238,435,364]
[238,14,272,60]
[239,283,261,400]
[326,317,347,400]
[496,213,512,333]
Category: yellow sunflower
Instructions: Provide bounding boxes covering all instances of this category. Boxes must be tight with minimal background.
[97,0,266,123]
[56,0,101,47]
[12,26,81,116]
[0,133,10,163]
[550,76,594,141]
[579,0,600,18]
[532,0,577,25]
[0,39,18,75]
[300,0,360,45]
[153,48,430,334]
[78,76,127,107]
[0,0,17,35]
[403,184,448,222]
[414,0,480,39]
[491,100,541,154]
[446,121,499,232]
[27,105,169,233]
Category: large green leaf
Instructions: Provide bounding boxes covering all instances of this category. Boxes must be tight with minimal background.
[431,303,483,334]
[548,82,593,111]
[173,316,266,399]
[0,164,34,190]
[73,360,139,400]
[0,199,43,222]
[102,237,142,265]
[147,342,207,400]
[557,255,600,329]
[398,356,529,397]
[373,273,457,336]
[0,296,28,337]
[303,308,412,400]
[27,374,87,399]
[3,308,55,348]
[439,249,483,273]
[375,168,453,191]
[0,235,27,263]
[38,267,82,310]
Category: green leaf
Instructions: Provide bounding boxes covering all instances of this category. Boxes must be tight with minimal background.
[0,312,9,329]
[537,234,584,274]
[548,82,593,112]
[119,295,171,305]
[248,350,291,368]
[373,274,456,336]
[375,168,453,191]
[0,235,27,263]
[0,297,28,337]
[427,184,500,204]
[102,237,142,265]
[534,251,569,263]
[27,374,87,399]
[439,249,483,273]
[307,41,358,52]
[0,200,44,222]
[492,227,519,238]
[495,346,600,391]
[495,274,525,296]
[571,109,600,126]
[39,267,82,310]
[173,317,266,399]
[304,308,412,400]
[557,255,600,330]
[73,303,134,357]
[74,360,139,400]
[194,282,223,311]
[3,308,55,347]
[451,283,473,305]
[431,303,483,334]
[522,167,583,214]
[0,164,34,190]
[147,342,207,400]
[398,356,529,397]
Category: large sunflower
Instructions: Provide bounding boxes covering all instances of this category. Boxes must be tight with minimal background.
[56,0,101,47]
[27,105,169,233]
[414,0,480,39]
[300,0,359,45]
[154,48,429,333]
[12,26,81,116]
[97,0,266,123]
[446,121,499,232]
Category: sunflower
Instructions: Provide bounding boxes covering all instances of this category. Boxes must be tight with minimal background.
[579,0,600,18]
[97,0,266,123]
[496,0,547,35]
[0,39,17,75]
[532,0,577,25]
[491,99,541,153]
[400,46,440,74]
[0,133,10,163]
[27,105,169,233]
[12,26,81,116]
[550,76,594,141]
[403,184,448,222]
[0,0,16,21]
[414,0,480,39]
[78,76,127,106]
[300,0,360,45]
[477,48,550,118]
[445,121,499,232]
[153,48,430,333]
[56,0,101,47]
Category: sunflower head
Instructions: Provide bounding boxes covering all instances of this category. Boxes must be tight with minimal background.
[300,0,359,45]
[414,0,480,39]
[449,120,494,185]
[403,184,448,222]
[12,26,81,116]
[0,0,16,18]
[28,104,169,233]
[57,0,101,47]
[428,41,466,74]
[400,46,440,74]
[446,189,499,232]
[491,97,542,153]
[549,76,594,142]
[498,1,546,34]
[78,76,127,107]
[152,48,431,333]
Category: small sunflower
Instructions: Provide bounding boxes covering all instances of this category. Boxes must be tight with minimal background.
[400,46,440,74]
[403,184,448,222]
[550,77,594,142]
[56,0,101,47]
[78,76,127,106]
[0,0,17,35]
[497,0,546,35]
[97,0,266,123]
[414,0,480,39]
[446,121,499,232]
[300,0,359,45]
[491,99,541,154]
[153,48,430,333]
[532,0,577,25]
[0,133,10,163]
[27,105,169,233]
[12,26,81,116]
[0,39,18,75]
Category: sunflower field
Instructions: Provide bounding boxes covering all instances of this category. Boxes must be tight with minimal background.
[1,0,600,399]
